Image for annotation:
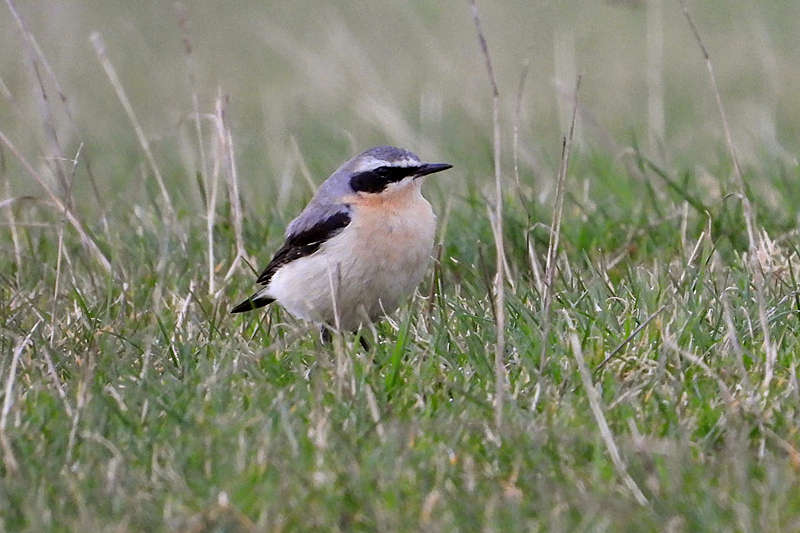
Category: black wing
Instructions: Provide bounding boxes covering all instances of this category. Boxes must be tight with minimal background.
[230,209,351,314]
[255,210,352,286]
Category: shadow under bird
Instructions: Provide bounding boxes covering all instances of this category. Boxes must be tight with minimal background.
[231,146,452,348]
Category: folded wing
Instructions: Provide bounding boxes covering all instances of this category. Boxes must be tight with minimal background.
[230,209,352,314]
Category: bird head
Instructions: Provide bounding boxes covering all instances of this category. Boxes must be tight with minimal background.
[343,146,452,195]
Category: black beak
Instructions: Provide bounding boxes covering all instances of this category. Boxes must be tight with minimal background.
[415,162,453,177]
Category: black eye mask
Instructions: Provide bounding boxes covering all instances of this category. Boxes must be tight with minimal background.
[349,165,418,194]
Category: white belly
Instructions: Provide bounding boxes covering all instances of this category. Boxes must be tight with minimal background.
[267,196,436,331]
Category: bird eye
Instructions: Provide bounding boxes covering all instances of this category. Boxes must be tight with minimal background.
[373,167,390,179]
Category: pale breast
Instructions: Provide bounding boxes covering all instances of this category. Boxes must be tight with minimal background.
[329,188,435,325]
[267,186,436,330]
[351,195,436,271]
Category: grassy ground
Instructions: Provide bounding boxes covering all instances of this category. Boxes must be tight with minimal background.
[2,0,800,531]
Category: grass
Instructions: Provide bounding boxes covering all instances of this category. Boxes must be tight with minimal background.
[2,0,800,531]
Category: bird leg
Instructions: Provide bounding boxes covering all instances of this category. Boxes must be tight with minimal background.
[357,334,370,351]
[319,325,370,351]
[320,326,333,344]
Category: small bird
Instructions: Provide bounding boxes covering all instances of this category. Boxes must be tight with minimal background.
[231,146,452,347]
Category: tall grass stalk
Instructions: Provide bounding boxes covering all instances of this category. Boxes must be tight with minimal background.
[468,0,506,430]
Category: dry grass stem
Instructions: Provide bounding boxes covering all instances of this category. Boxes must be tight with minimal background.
[714,252,752,391]
[663,334,736,408]
[0,323,39,473]
[540,75,581,369]
[0,129,111,273]
[468,0,507,430]
[594,304,667,374]
[646,0,665,148]
[676,0,776,392]
[565,311,648,505]
[4,0,69,197]
[5,0,108,225]
[3,3,798,529]
[2,181,23,277]
[513,54,533,195]
[218,94,249,283]
[49,144,83,347]
[90,32,178,227]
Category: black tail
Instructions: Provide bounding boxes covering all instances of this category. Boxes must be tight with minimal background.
[230,295,275,314]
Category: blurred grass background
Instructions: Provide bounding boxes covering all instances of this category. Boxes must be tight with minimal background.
[2,0,798,210]
[2,0,800,531]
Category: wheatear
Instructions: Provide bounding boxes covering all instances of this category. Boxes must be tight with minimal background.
[231,146,452,346]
